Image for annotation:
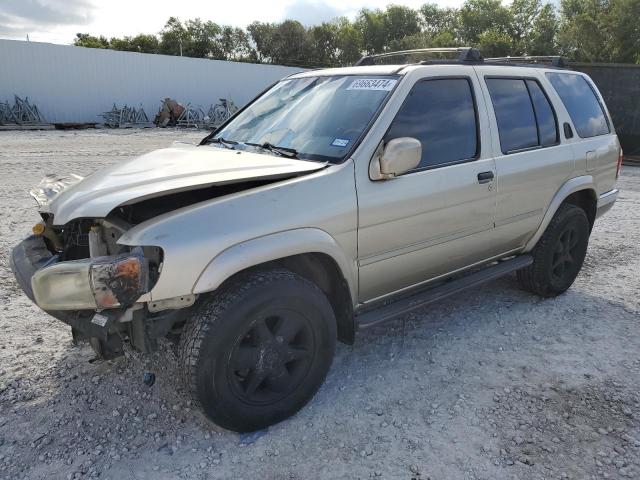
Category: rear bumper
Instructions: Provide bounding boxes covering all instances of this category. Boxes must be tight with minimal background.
[596,188,618,218]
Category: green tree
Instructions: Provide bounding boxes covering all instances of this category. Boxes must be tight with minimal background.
[557,0,610,62]
[509,0,558,55]
[108,36,134,51]
[459,0,512,44]
[130,34,160,54]
[184,19,224,59]
[269,20,311,66]
[384,5,421,44]
[478,28,512,57]
[220,27,250,61]
[247,21,277,62]
[510,0,541,53]
[308,23,339,66]
[159,17,189,56]
[528,3,558,55]
[356,8,388,53]
[419,4,459,37]
[73,33,110,49]
[334,17,363,66]
[608,0,640,63]
[70,5,640,66]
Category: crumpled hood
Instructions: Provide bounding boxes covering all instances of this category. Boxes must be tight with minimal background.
[45,143,326,225]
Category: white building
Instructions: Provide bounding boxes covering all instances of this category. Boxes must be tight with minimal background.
[0,39,303,124]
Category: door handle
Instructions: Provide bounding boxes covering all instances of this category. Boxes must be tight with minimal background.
[563,122,574,139]
[477,171,494,184]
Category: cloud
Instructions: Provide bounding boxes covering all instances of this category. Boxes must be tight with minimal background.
[0,0,95,38]
[281,0,349,26]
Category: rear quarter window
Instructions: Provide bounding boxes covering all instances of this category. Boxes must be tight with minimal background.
[545,73,610,138]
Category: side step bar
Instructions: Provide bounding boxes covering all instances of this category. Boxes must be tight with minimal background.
[356,255,533,330]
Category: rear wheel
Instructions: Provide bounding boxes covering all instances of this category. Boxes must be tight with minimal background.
[178,269,336,432]
[517,203,590,297]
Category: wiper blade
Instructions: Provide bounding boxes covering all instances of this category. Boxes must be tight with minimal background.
[245,142,299,158]
[208,137,238,149]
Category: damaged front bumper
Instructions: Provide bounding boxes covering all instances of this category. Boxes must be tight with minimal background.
[11,236,149,311]
[10,235,160,359]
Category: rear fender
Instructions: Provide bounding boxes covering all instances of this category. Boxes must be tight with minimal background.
[524,175,596,252]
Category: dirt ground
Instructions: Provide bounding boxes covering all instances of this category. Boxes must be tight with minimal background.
[1,129,639,480]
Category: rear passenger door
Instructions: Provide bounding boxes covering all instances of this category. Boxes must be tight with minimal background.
[475,69,573,251]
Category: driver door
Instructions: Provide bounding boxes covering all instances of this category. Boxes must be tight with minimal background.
[355,68,499,302]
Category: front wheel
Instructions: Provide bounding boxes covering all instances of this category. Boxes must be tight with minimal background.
[517,203,590,297]
[178,269,336,432]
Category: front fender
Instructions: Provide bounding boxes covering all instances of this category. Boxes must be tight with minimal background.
[192,228,358,301]
[523,175,596,252]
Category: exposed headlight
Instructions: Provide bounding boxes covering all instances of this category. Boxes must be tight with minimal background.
[31,259,95,310]
[31,252,148,311]
[30,174,83,208]
[90,254,149,309]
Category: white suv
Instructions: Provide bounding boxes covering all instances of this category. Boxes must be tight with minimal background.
[11,48,621,431]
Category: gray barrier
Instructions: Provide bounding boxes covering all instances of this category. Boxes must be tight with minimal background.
[573,63,640,156]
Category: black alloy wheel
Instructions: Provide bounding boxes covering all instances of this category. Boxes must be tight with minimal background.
[179,269,336,432]
[228,312,315,405]
[517,203,590,297]
[550,224,581,283]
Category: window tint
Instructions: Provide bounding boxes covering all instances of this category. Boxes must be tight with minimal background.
[486,78,538,153]
[385,78,477,170]
[546,73,609,138]
[526,80,558,147]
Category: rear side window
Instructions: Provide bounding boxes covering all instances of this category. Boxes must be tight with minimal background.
[546,73,609,138]
[486,78,559,154]
[486,78,538,153]
[526,80,558,147]
[385,78,478,171]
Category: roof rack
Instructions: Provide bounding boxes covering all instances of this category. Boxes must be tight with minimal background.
[485,55,569,68]
[354,47,483,66]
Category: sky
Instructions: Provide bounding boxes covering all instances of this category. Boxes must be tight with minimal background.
[0,0,468,45]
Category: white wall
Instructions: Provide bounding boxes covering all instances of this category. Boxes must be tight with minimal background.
[0,39,304,123]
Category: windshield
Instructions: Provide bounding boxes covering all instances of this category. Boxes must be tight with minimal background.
[208,75,399,162]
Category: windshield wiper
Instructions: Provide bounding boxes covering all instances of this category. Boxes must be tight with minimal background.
[207,137,238,149]
[245,142,299,159]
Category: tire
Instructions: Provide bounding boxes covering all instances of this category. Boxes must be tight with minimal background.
[178,269,337,432]
[517,203,590,297]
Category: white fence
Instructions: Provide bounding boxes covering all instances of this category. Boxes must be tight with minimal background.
[0,39,304,124]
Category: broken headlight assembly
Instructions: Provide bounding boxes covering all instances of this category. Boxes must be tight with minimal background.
[31,250,149,311]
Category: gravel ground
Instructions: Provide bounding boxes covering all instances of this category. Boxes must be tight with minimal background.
[1,129,639,480]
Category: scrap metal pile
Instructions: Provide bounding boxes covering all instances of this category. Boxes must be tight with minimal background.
[153,98,186,127]
[0,96,48,126]
[206,98,238,127]
[100,104,150,128]
[154,98,238,129]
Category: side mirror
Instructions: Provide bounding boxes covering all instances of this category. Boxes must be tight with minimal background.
[370,137,422,180]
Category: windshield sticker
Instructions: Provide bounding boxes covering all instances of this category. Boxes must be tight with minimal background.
[331,138,350,147]
[347,78,397,91]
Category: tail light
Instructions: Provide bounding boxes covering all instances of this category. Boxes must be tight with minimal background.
[616,148,624,179]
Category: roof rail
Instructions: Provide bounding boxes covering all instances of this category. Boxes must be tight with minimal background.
[485,55,569,68]
[354,47,483,66]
